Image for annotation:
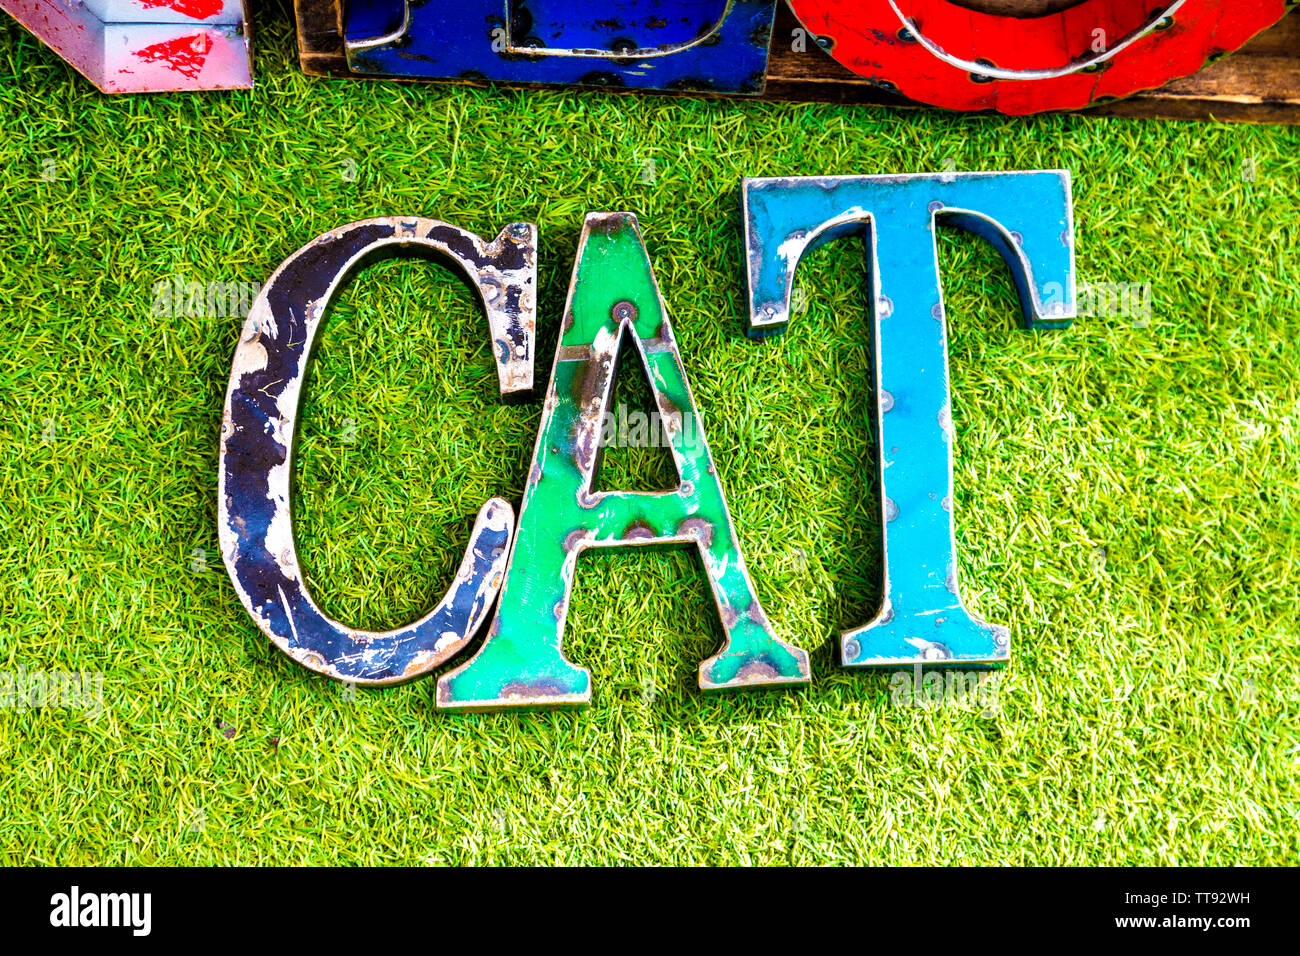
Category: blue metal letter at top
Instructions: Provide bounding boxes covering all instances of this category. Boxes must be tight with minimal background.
[343,1,779,95]
[742,172,1076,670]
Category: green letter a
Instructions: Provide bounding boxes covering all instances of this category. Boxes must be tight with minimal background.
[437,212,810,710]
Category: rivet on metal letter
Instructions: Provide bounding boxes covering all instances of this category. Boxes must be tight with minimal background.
[742,172,1075,669]
[219,217,538,684]
[438,211,811,710]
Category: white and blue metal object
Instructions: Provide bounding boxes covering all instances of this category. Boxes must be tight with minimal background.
[742,171,1076,670]
[218,217,538,685]
[344,0,779,94]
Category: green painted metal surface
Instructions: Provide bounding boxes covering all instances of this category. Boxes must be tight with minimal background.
[438,212,810,710]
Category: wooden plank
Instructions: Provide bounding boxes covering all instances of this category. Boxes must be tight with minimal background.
[293,0,1300,124]
[295,0,342,61]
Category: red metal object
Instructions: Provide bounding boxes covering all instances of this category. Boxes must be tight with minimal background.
[787,0,1292,114]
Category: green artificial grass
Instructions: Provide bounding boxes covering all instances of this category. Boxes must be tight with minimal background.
[0,2,1297,866]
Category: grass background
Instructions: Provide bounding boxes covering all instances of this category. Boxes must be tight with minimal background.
[0,2,1297,865]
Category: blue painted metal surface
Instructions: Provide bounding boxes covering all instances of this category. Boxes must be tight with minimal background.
[344,0,778,94]
[742,172,1076,670]
[218,217,539,685]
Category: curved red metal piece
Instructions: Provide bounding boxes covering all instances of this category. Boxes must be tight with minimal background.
[787,0,1290,114]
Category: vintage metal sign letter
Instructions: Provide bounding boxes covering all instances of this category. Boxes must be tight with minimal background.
[218,217,538,685]
[742,171,1075,671]
[437,212,811,710]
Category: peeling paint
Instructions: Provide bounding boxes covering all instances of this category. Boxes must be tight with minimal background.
[218,217,538,685]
